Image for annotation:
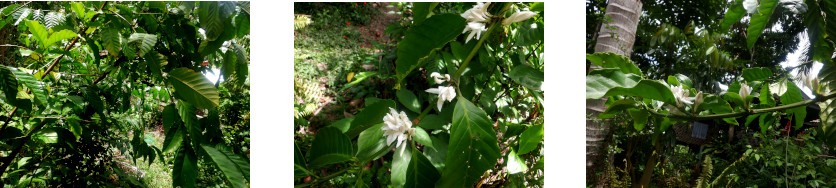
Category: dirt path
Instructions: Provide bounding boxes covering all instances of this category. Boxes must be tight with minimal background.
[357,3,401,48]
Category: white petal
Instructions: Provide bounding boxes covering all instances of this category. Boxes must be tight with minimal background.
[426,88,440,94]
[437,98,444,111]
[434,77,445,84]
[386,134,397,146]
[465,29,477,43]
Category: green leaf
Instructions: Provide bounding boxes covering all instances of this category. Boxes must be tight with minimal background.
[629,109,650,131]
[586,69,675,104]
[515,19,543,46]
[509,64,544,92]
[413,127,434,151]
[666,74,693,88]
[294,143,312,177]
[145,52,167,81]
[396,14,466,86]
[417,114,446,129]
[309,127,354,168]
[173,146,198,188]
[9,67,47,106]
[437,96,500,187]
[759,84,776,107]
[530,2,544,12]
[392,144,412,188]
[102,27,122,57]
[327,117,354,133]
[506,149,528,174]
[742,67,772,82]
[517,124,544,155]
[201,144,250,187]
[128,33,157,57]
[397,89,422,113]
[222,50,237,81]
[45,30,77,48]
[412,2,434,26]
[232,42,249,87]
[168,68,220,109]
[71,2,86,19]
[356,123,391,161]
[599,99,638,119]
[586,52,642,76]
[162,105,184,153]
[424,135,448,171]
[340,72,377,91]
[780,81,805,129]
[346,99,397,138]
[177,100,202,145]
[404,147,441,188]
[198,1,224,41]
[0,66,19,103]
[747,0,779,50]
[25,21,48,48]
[820,62,836,147]
[720,0,746,33]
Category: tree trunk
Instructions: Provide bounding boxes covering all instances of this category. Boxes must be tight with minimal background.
[587,0,642,187]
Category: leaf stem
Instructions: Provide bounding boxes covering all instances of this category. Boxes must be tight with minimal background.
[294,167,351,188]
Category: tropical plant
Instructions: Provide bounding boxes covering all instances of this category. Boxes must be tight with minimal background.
[294,2,544,187]
[0,1,250,187]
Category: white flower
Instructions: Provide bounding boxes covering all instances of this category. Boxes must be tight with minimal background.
[799,72,819,92]
[381,108,415,148]
[430,72,451,84]
[460,2,491,22]
[739,82,752,101]
[503,11,538,26]
[693,91,704,112]
[743,0,759,14]
[426,86,457,111]
[670,84,694,107]
[462,22,486,43]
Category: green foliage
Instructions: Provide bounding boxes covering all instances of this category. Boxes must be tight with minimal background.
[395,14,466,87]
[746,0,779,50]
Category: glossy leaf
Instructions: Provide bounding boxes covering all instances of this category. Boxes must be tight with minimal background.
[742,67,772,82]
[356,124,391,161]
[397,89,422,113]
[587,69,675,104]
[517,124,544,155]
[396,14,466,85]
[173,146,198,188]
[412,127,434,151]
[309,127,354,168]
[599,99,638,119]
[586,52,642,75]
[412,2,435,26]
[25,21,48,48]
[201,144,250,187]
[437,96,500,187]
[198,1,223,41]
[294,143,311,177]
[45,30,77,48]
[720,0,746,33]
[506,149,528,174]
[392,144,412,187]
[417,114,446,129]
[169,68,220,109]
[820,61,836,147]
[327,117,354,133]
[9,67,47,106]
[666,74,693,88]
[232,42,249,87]
[128,33,157,57]
[509,64,544,92]
[424,135,448,172]
[346,99,396,138]
[0,66,19,103]
[746,0,779,50]
[102,27,122,57]
[515,19,543,46]
[404,147,441,188]
[780,81,806,129]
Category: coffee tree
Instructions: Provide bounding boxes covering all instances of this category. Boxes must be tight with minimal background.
[294,2,544,187]
[0,1,249,187]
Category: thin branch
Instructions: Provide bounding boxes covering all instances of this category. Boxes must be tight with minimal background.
[647,91,836,121]
[43,2,108,76]
[0,44,32,51]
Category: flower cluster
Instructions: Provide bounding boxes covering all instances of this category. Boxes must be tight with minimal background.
[460,2,491,43]
[426,72,456,111]
[502,9,537,26]
[743,0,759,14]
[382,107,415,148]
[670,84,694,107]
[799,72,819,93]
[430,72,451,84]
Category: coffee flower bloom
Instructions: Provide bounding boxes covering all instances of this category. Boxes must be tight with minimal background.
[670,84,694,107]
[743,0,758,14]
[693,91,704,112]
[430,72,451,84]
[799,72,819,93]
[426,86,457,111]
[739,82,753,105]
[460,2,491,43]
[502,10,538,26]
[382,108,415,148]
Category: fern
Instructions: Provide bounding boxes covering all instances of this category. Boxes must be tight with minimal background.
[695,155,713,188]
[294,78,324,119]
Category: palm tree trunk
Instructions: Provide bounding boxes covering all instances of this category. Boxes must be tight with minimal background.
[587,0,642,186]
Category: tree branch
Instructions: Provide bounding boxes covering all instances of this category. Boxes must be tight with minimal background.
[646,91,836,121]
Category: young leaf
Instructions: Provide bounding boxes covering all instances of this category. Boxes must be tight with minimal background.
[742,67,772,82]
[720,0,746,33]
[45,30,77,48]
[25,21,48,47]
[437,96,500,187]
[200,144,250,187]
[9,67,47,106]
[168,68,220,109]
[517,124,544,155]
[412,127,434,151]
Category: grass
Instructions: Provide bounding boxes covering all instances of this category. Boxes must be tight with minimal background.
[136,131,173,188]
